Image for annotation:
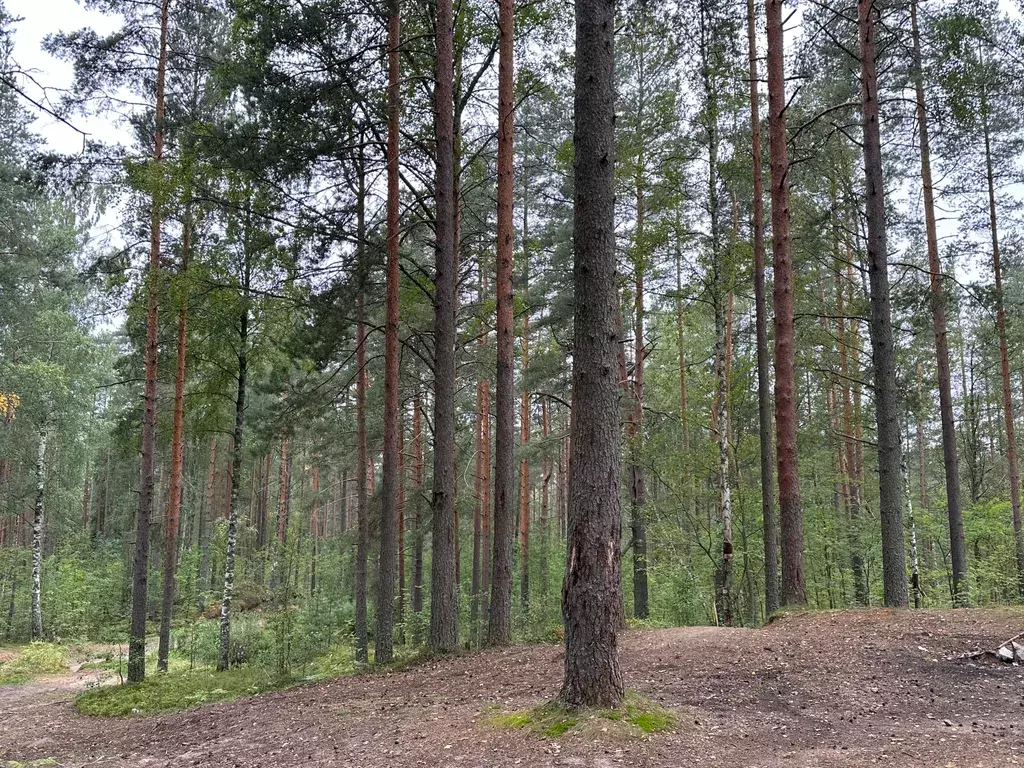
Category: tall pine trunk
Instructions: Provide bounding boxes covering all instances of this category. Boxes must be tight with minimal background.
[766,0,804,606]
[748,0,778,618]
[159,208,192,672]
[910,0,966,603]
[429,0,459,653]
[354,145,370,662]
[981,94,1024,597]
[128,0,170,682]
[376,0,402,664]
[859,0,907,608]
[560,0,624,710]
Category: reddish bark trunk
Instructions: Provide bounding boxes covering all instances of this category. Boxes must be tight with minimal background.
[128,0,170,683]
[766,0,804,606]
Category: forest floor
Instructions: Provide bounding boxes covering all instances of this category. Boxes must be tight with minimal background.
[1,608,1023,767]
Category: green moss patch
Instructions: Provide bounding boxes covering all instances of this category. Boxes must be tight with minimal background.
[0,643,68,685]
[74,666,295,716]
[484,691,677,740]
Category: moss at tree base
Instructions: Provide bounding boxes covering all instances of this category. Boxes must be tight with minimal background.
[484,691,677,740]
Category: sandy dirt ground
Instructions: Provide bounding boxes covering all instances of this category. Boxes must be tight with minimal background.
[1,608,1022,767]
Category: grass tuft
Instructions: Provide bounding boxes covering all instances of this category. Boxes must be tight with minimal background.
[74,666,295,716]
[0,643,68,685]
[484,690,676,740]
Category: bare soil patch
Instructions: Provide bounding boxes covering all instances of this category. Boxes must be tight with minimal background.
[2,608,1022,767]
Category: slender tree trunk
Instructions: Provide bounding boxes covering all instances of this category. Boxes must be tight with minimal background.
[908,0,966,603]
[901,421,922,608]
[218,282,249,671]
[675,247,689,454]
[979,97,1024,598]
[429,0,458,653]
[766,0,804,606]
[311,466,319,596]
[472,381,483,642]
[159,206,192,673]
[397,425,406,643]
[748,0,778,618]
[198,438,217,605]
[489,0,515,643]
[81,461,91,536]
[630,167,648,621]
[540,396,551,600]
[859,0,907,608]
[354,146,370,663]
[519,315,530,612]
[713,286,732,626]
[376,0,402,664]
[128,0,170,683]
[31,427,46,641]
[410,391,425,639]
[560,0,624,709]
[481,379,492,628]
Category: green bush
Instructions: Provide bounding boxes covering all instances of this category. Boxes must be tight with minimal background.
[0,642,68,684]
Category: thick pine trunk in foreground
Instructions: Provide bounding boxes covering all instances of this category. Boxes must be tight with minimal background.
[910,0,966,603]
[489,0,515,642]
[375,0,401,664]
[429,0,459,654]
[128,0,170,683]
[859,0,907,608]
[560,0,624,710]
[159,210,191,673]
[747,0,778,618]
[766,0,804,607]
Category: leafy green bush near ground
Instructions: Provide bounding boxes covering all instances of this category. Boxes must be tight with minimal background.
[0,643,68,685]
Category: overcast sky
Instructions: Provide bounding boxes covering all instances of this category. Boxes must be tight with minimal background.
[6,0,120,153]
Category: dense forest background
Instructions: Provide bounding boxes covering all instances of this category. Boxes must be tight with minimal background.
[2,0,1024,681]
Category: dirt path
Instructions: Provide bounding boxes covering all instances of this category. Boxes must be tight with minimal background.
[1,609,1022,767]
